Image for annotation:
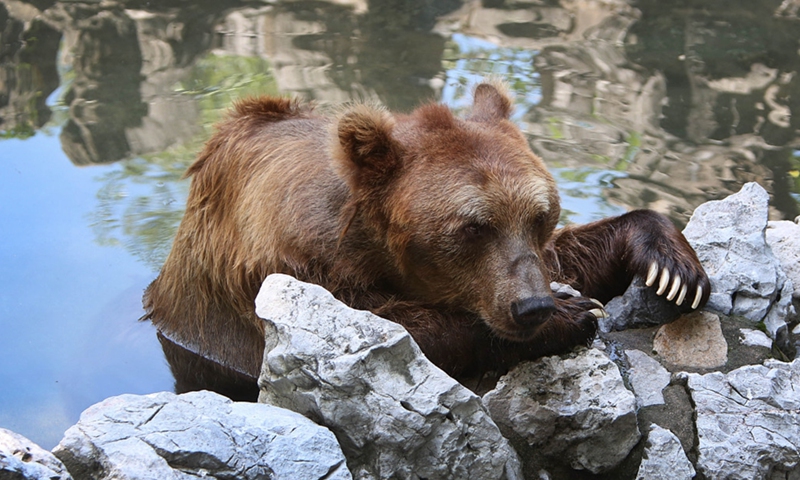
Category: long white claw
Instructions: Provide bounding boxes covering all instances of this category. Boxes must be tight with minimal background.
[691,285,703,310]
[666,276,681,301]
[656,267,670,296]
[676,284,688,306]
[590,298,604,308]
[589,308,608,319]
[645,261,659,287]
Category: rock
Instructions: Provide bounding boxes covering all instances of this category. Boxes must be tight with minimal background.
[634,383,697,459]
[681,358,800,479]
[635,425,695,480]
[550,281,581,298]
[605,310,774,376]
[601,276,683,332]
[766,220,800,300]
[740,328,773,349]
[767,220,800,355]
[624,349,671,407]
[682,182,793,339]
[255,274,522,480]
[0,428,72,480]
[52,391,350,480]
[482,348,640,474]
[652,311,728,368]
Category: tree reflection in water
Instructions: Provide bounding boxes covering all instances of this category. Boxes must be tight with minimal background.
[89,54,279,269]
[1,0,799,266]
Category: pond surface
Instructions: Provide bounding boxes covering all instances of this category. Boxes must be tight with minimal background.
[1,0,799,449]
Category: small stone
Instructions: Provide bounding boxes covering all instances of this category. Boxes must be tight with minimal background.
[551,281,581,298]
[739,328,773,349]
[601,277,682,333]
[635,425,695,480]
[653,311,728,368]
[625,349,671,407]
[0,428,72,480]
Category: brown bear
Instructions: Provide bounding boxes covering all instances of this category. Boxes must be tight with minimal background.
[143,81,710,399]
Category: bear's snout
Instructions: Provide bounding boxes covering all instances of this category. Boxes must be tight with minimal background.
[510,295,556,327]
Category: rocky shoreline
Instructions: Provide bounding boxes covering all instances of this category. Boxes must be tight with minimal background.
[2,182,798,480]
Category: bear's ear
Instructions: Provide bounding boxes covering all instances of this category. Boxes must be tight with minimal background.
[332,104,402,190]
[469,81,513,122]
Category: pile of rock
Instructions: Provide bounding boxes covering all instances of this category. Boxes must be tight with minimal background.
[2,183,798,480]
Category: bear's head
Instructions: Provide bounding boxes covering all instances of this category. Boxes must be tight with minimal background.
[331,82,561,342]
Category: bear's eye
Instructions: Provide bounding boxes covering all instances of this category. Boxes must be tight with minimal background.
[530,212,554,241]
[461,222,491,240]
[531,212,547,227]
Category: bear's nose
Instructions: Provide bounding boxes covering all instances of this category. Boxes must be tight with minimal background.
[511,296,556,327]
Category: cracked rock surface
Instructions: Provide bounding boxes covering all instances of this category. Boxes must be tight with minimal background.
[51,390,350,480]
[624,349,671,408]
[681,358,800,480]
[635,424,695,480]
[482,348,640,475]
[256,274,522,480]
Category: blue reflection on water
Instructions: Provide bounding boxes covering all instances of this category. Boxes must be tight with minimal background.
[441,34,542,122]
[551,168,628,225]
[0,132,174,449]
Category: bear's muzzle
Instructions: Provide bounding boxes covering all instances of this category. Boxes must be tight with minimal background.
[510,295,556,327]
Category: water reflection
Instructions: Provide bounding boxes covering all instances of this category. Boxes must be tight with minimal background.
[1,0,800,446]
[3,0,798,231]
[214,0,459,108]
[0,9,60,138]
[625,0,800,221]
[88,53,279,269]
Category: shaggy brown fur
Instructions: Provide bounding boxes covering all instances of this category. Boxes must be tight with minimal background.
[143,82,710,395]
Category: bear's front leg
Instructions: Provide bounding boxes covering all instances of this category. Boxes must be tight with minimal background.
[373,296,602,377]
[370,300,488,377]
[548,209,710,309]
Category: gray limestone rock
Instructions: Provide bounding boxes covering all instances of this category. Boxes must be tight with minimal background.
[682,182,793,339]
[550,281,581,298]
[52,391,350,480]
[624,349,671,407]
[482,348,640,474]
[0,428,72,480]
[740,328,773,348]
[601,277,683,332]
[255,274,522,480]
[635,425,695,480]
[634,383,697,460]
[766,220,800,301]
[682,359,800,480]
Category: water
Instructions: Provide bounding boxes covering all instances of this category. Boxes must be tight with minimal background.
[1,0,798,449]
